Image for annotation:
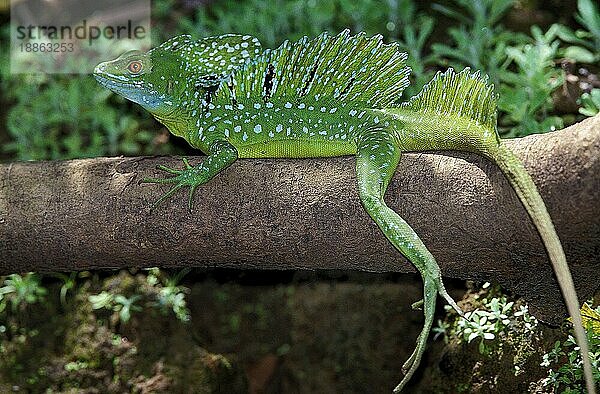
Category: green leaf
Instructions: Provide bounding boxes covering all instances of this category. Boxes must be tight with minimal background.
[89,292,114,309]
[576,0,600,38]
[579,89,600,116]
[468,332,479,343]
[551,24,588,46]
[563,46,596,63]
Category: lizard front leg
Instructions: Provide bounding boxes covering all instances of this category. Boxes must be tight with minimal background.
[355,131,462,392]
[142,139,238,209]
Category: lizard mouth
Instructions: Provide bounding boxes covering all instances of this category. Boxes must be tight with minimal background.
[93,73,115,91]
[93,62,165,112]
[93,62,134,92]
[93,62,147,102]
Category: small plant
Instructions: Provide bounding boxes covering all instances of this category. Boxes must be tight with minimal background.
[88,268,191,324]
[148,268,191,322]
[0,274,47,313]
[497,26,565,137]
[113,295,143,323]
[578,88,600,116]
[89,291,142,324]
[436,283,539,371]
[541,303,600,392]
[52,272,79,306]
[455,296,514,354]
[551,0,600,63]
[431,0,524,85]
[88,290,114,310]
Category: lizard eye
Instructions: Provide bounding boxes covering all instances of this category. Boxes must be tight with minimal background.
[127,60,143,74]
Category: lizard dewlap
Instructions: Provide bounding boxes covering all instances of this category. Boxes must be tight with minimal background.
[94,31,596,393]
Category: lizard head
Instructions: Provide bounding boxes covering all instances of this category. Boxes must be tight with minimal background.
[93,45,185,117]
[94,34,262,118]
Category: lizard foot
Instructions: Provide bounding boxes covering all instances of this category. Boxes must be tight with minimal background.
[410,280,463,314]
[393,278,438,393]
[141,158,202,210]
[393,276,463,393]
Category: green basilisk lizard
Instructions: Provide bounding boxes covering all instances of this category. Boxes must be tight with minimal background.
[94,31,595,392]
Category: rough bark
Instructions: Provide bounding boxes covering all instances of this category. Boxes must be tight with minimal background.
[1,115,599,323]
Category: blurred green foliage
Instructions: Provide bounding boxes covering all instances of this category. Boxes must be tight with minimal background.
[552,0,600,63]
[498,26,566,136]
[0,28,175,161]
[579,88,600,116]
[431,0,525,85]
[180,0,396,47]
[4,75,161,160]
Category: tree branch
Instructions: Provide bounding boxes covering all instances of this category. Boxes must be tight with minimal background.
[1,115,599,323]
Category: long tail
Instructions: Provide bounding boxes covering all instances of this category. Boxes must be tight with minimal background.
[489,143,595,394]
[393,67,595,393]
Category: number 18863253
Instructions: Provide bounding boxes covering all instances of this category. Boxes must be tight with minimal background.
[19,42,74,52]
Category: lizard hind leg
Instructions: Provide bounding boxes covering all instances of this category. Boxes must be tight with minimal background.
[355,131,462,392]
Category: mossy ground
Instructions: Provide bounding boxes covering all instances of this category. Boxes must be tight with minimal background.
[0,272,580,393]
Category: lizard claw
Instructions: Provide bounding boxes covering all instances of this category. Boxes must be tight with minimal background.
[188,184,199,212]
[142,158,204,209]
[149,184,185,211]
[156,164,183,175]
[141,176,180,184]
[182,157,193,169]
[411,299,424,310]
[394,276,463,392]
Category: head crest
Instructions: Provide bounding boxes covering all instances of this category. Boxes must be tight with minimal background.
[153,34,262,88]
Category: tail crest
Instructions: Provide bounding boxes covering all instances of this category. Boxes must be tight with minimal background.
[400,68,498,135]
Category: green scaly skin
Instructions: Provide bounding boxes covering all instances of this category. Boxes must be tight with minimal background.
[94,31,595,393]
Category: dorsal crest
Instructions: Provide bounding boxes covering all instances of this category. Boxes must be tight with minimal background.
[215,30,411,107]
[152,34,262,88]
